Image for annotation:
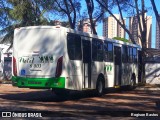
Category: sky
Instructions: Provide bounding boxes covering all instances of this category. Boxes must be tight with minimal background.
[1,0,159,48]
[96,0,160,48]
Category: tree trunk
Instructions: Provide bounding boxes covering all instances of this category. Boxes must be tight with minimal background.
[85,0,97,35]
[141,31,147,83]
[150,0,160,30]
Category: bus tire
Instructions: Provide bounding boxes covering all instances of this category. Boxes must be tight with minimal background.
[96,76,105,96]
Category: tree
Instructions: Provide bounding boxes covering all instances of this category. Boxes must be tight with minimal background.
[96,0,149,82]
[150,0,160,30]
[0,0,48,48]
[0,0,16,47]
[52,0,81,29]
[85,0,96,34]
[135,0,147,82]
[96,0,136,44]
[8,0,47,26]
[85,0,104,35]
[0,0,12,28]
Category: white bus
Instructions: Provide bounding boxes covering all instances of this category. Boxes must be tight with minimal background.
[12,26,142,96]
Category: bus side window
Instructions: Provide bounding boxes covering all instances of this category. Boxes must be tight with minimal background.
[104,42,113,62]
[130,47,133,63]
[92,39,97,61]
[97,40,103,61]
[133,47,137,63]
[108,43,113,61]
[67,33,82,60]
[104,42,108,61]
[122,45,128,63]
[127,47,130,62]
[127,46,133,63]
[92,39,103,62]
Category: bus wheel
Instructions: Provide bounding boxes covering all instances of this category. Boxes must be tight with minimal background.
[96,76,104,96]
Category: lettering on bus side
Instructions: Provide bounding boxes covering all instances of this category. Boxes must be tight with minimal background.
[19,56,55,63]
[39,56,54,63]
[19,57,34,63]
[104,65,112,72]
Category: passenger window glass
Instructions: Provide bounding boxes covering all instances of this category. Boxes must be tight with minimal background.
[92,39,103,61]
[104,41,113,62]
[67,34,82,60]
[130,47,133,62]
[133,48,137,63]
[122,45,128,63]
[108,43,113,61]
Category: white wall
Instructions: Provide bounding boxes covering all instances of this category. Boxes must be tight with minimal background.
[0,44,12,80]
[145,63,160,84]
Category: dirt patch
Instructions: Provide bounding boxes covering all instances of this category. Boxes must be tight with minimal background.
[137,83,160,88]
[0,84,160,119]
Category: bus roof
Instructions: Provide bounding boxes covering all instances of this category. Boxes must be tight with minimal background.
[66,27,141,49]
[15,25,141,49]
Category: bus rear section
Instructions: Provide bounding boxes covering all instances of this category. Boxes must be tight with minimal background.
[12,26,65,89]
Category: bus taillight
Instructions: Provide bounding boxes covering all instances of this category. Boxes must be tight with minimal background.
[55,56,63,77]
[13,57,17,76]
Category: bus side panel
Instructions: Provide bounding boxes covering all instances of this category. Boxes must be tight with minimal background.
[64,31,83,90]
[68,60,83,90]
[104,62,114,87]
[63,59,83,91]
[91,62,104,89]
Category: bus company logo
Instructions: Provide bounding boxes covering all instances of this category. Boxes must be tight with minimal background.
[19,56,55,63]
[104,65,112,72]
[19,57,34,63]
[39,56,55,63]
[2,112,11,117]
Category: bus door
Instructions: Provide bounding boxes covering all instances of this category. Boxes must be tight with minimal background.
[82,40,91,88]
[114,46,122,86]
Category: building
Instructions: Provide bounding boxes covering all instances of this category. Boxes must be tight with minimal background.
[129,15,152,48]
[78,19,97,34]
[82,19,92,33]
[103,14,126,38]
[53,20,62,25]
[156,19,160,49]
[146,16,152,48]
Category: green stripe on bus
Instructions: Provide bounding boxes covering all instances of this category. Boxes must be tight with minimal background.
[11,76,65,88]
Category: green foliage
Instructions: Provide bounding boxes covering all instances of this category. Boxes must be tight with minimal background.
[52,0,82,29]
[113,37,131,43]
[9,1,32,20]
[0,0,49,47]
[0,0,13,28]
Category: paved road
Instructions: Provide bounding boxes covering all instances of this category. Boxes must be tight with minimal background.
[0,84,160,119]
